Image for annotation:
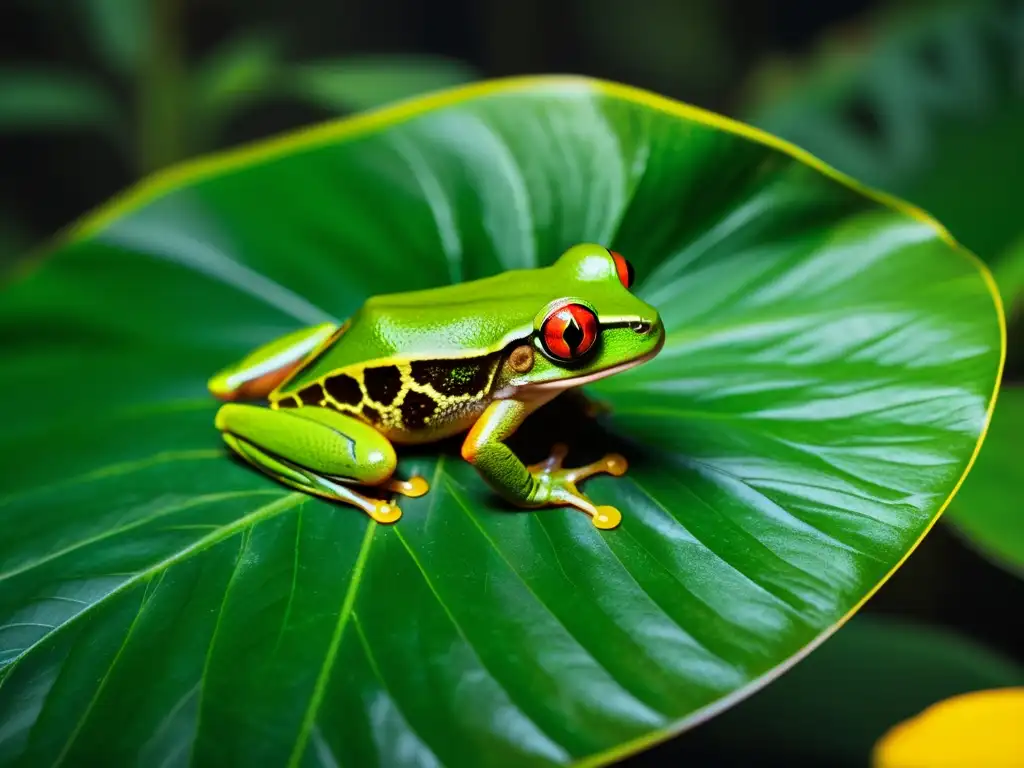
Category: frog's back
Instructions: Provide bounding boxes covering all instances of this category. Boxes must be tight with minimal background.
[272,271,543,442]
[344,270,556,361]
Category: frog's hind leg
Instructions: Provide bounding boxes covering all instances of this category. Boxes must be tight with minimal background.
[215,403,429,524]
[208,321,342,402]
[222,432,403,522]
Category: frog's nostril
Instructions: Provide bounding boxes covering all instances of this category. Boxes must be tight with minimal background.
[631,321,653,335]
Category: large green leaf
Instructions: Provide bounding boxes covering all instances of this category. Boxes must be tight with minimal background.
[0,76,1003,766]
[746,1,1024,280]
[657,615,1024,766]
[945,387,1024,577]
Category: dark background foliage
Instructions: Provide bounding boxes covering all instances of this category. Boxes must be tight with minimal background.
[0,0,879,248]
[1,0,1019,764]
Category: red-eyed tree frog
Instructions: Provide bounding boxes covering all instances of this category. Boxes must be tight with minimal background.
[208,244,664,530]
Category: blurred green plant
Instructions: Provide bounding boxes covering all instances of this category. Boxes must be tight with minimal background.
[740,0,1024,580]
[3,0,479,182]
[943,388,1024,576]
[0,214,31,266]
[578,0,737,108]
[743,0,1024,307]
[0,0,478,273]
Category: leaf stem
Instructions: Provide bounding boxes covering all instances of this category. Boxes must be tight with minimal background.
[137,0,185,172]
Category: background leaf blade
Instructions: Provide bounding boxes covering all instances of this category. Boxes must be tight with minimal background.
[285,54,480,113]
[80,0,149,76]
[188,31,284,151]
[0,69,120,136]
[746,1,1024,271]
[945,387,1024,578]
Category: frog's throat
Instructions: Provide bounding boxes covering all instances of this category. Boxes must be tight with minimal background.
[497,346,662,400]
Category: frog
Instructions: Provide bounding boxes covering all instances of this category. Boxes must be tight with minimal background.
[208,243,664,530]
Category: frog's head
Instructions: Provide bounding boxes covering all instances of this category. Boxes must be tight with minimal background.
[496,243,665,397]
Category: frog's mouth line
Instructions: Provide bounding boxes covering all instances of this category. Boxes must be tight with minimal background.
[507,333,665,400]
[536,347,660,390]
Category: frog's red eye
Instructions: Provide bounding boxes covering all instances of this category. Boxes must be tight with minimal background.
[540,303,599,361]
[609,250,634,289]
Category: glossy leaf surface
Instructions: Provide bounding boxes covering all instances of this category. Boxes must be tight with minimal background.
[0,76,1003,767]
[946,387,1024,578]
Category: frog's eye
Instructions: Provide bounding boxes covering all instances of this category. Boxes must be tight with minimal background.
[540,303,599,361]
[608,249,634,289]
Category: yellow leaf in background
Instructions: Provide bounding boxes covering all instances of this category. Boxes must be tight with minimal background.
[873,687,1024,768]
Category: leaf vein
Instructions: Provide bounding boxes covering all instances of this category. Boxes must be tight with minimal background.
[625,476,812,619]
[447,479,668,717]
[351,612,443,767]
[286,519,377,768]
[188,530,252,766]
[391,524,571,760]
[0,493,305,679]
[273,505,303,655]
[53,573,157,766]
[0,489,282,585]
[0,449,222,508]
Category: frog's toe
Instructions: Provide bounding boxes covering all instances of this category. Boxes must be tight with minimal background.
[527,443,569,473]
[544,451,628,485]
[367,500,403,524]
[565,453,627,482]
[305,474,404,524]
[529,447,627,530]
[385,475,430,498]
[593,506,623,530]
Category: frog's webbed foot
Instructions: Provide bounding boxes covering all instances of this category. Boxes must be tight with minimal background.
[527,443,627,529]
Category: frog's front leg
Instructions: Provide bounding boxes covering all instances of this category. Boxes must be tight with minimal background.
[208,321,341,401]
[215,403,428,524]
[460,399,627,529]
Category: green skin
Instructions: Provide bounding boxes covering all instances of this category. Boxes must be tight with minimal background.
[208,243,664,529]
